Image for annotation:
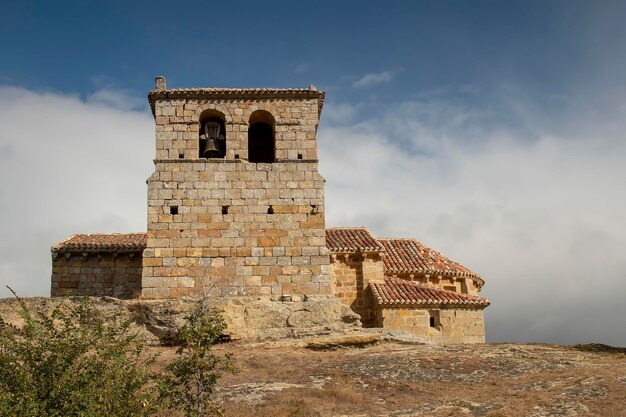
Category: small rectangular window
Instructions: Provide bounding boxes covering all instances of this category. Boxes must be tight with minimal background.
[170,206,178,215]
[429,317,436,328]
[178,152,184,159]
[297,153,303,160]
[221,205,229,215]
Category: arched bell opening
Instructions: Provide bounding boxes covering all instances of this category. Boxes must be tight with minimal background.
[199,110,226,159]
[248,110,275,163]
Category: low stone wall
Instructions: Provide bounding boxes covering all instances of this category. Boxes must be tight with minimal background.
[375,307,485,344]
[51,253,142,299]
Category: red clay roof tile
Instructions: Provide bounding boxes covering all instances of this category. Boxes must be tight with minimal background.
[370,277,489,308]
[325,228,385,253]
[148,87,326,118]
[51,233,147,253]
[379,238,482,281]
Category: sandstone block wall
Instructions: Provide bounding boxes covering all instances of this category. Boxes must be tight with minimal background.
[375,307,485,344]
[152,95,321,161]
[51,254,142,299]
[330,254,384,326]
[387,273,479,296]
[142,94,329,299]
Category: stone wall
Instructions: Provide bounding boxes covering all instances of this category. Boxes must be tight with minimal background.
[386,273,480,296]
[142,94,329,299]
[374,307,485,343]
[152,95,321,161]
[51,253,142,299]
[330,254,384,326]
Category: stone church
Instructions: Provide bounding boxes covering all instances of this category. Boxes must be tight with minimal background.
[51,77,489,343]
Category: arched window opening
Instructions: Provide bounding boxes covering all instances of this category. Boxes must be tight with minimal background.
[199,110,226,159]
[248,110,275,163]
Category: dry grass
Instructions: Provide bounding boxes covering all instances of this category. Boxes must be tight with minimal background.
[146,341,626,417]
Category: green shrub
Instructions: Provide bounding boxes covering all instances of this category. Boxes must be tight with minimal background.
[157,300,232,417]
[0,290,156,417]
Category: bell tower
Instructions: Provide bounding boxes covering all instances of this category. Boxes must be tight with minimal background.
[141,77,330,299]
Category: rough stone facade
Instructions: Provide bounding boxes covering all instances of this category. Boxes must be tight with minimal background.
[374,307,486,344]
[50,78,491,343]
[329,253,384,326]
[51,253,142,299]
[142,83,329,299]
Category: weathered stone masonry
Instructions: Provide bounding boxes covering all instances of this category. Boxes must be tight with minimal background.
[142,83,329,299]
[50,78,491,343]
[51,233,144,299]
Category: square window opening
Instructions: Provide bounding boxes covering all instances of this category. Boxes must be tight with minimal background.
[170,206,178,215]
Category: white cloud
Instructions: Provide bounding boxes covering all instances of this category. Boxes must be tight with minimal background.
[352,70,396,88]
[319,99,626,346]
[294,62,308,73]
[322,101,364,125]
[0,86,153,297]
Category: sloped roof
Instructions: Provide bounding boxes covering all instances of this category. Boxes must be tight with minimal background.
[379,238,482,281]
[325,227,385,253]
[51,233,147,253]
[148,86,326,118]
[370,278,489,308]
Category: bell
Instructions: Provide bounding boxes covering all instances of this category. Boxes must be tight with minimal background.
[203,138,221,158]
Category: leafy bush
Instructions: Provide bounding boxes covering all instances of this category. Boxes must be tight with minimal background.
[157,300,232,417]
[0,290,231,417]
[0,290,156,417]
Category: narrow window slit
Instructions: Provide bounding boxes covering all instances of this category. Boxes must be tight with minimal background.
[429,317,436,328]
[221,205,229,215]
[267,205,274,214]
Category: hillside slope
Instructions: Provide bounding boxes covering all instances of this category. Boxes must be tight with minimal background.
[202,341,626,417]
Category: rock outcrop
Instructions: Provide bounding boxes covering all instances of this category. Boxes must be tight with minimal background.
[0,295,361,345]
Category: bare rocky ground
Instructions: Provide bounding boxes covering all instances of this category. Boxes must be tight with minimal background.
[163,338,626,417]
[3,297,625,416]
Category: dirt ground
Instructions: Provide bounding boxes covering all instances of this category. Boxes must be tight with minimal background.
[151,340,626,417]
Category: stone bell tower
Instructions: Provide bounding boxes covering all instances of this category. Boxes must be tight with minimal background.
[141,77,330,299]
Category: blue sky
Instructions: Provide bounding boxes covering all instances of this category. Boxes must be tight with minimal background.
[3,1,622,116]
[1,1,626,345]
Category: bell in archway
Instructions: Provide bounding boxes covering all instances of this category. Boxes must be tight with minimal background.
[200,121,224,158]
[203,137,221,158]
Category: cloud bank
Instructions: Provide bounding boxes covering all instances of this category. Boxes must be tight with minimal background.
[1,85,625,346]
[319,98,626,346]
[0,86,153,297]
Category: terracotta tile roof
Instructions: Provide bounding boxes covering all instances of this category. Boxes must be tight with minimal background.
[51,233,147,253]
[325,228,385,253]
[148,86,326,118]
[370,278,490,308]
[379,238,482,282]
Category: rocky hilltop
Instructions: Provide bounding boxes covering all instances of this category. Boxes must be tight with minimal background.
[2,296,624,417]
[0,295,364,344]
[211,340,626,417]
